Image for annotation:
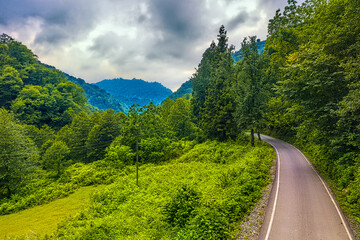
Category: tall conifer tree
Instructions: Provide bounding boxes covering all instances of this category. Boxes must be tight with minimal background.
[191,26,237,140]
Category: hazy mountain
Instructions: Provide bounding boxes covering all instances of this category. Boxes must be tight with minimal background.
[95,78,172,107]
[64,74,128,113]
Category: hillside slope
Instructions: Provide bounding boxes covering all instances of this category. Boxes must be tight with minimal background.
[64,74,128,113]
[42,63,127,113]
[95,78,172,106]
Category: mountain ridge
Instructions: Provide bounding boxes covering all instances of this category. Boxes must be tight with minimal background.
[41,63,128,113]
[95,78,172,107]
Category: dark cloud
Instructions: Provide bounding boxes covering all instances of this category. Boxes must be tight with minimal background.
[139,0,212,63]
[0,0,99,45]
[89,31,123,58]
[227,11,249,30]
[0,0,300,89]
[148,0,205,39]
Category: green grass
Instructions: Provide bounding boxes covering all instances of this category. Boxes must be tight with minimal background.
[0,185,103,239]
[55,140,274,239]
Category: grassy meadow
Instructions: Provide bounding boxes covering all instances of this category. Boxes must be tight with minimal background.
[0,186,103,239]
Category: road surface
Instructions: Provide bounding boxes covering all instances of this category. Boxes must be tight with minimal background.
[258,135,354,240]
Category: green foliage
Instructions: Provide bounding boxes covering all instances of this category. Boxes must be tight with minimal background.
[0,109,38,198]
[11,82,88,129]
[42,140,70,177]
[234,36,269,144]
[0,33,37,69]
[161,97,197,140]
[54,140,274,239]
[167,79,192,101]
[139,137,171,164]
[0,65,23,109]
[0,34,90,130]
[265,0,360,225]
[191,26,237,141]
[56,110,124,163]
[105,144,135,167]
[85,111,121,163]
[164,185,200,228]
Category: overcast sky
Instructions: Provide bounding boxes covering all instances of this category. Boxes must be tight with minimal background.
[0,0,303,91]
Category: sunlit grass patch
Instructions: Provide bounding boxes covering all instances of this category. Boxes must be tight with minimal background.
[0,185,103,239]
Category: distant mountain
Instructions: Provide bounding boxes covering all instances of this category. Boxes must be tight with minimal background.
[232,39,266,62]
[42,63,127,112]
[168,79,192,100]
[64,74,128,113]
[95,78,172,107]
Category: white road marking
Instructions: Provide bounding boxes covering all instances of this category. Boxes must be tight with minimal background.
[264,141,280,240]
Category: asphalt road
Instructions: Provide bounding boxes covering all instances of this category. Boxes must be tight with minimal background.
[258,135,354,240]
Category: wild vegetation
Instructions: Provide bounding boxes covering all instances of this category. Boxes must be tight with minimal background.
[263,0,360,222]
[191,0,360,225]
[55,141,273,239]
[0,0,360,238]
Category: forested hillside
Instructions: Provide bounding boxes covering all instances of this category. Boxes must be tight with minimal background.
[166,40,265,101]
[42,63,127,113]
[95,78,172,107]
[0,34,91,130]
[64,73,127,113]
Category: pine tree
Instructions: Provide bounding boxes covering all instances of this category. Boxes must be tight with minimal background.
[235,36,267,145]
[191,26,237,141]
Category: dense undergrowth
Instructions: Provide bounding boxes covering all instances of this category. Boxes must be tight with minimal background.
[52,140,273,239]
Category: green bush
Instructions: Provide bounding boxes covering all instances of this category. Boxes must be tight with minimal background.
[164,185,200,228]
[139,137,171,163]
[186,206,230,240]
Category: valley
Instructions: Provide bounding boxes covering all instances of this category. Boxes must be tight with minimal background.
[0,0,359,239]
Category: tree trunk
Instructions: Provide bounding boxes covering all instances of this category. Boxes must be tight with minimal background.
[6,185,11,198]
[251,128,255,147]
[257,131,262,141]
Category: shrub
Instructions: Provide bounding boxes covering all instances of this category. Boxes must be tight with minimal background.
[164,185,200,228]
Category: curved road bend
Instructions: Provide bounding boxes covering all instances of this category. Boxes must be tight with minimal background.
[258,135,354,240]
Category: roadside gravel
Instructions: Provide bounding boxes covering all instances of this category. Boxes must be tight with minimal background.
[233,157,276,240]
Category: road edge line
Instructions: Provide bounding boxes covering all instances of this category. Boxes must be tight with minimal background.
[296,148,354,240]
[264,141,281,240]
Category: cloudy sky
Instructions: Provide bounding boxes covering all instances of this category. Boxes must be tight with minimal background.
[0,0,303,91]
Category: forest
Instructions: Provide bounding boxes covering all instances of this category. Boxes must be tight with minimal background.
[0,0,360,238]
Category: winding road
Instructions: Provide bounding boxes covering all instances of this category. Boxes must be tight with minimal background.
[258,135,354,240]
